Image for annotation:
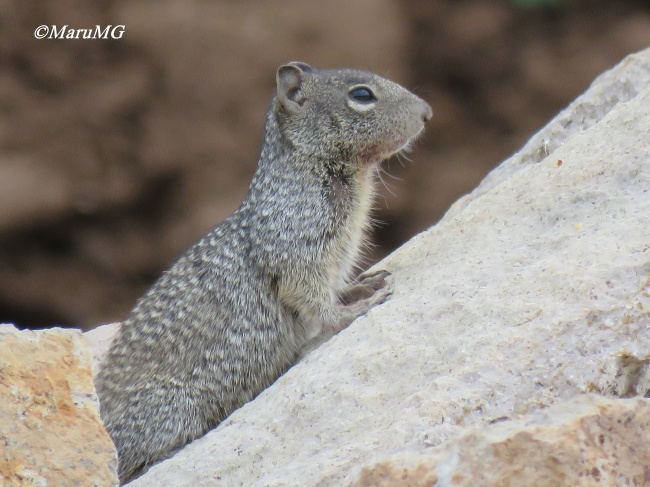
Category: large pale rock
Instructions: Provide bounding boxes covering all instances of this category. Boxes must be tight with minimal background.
[351,394,650,486]
[128,49,650,486]
[85,322,122,378]
[0,324,118,486]
[445,47,650,219]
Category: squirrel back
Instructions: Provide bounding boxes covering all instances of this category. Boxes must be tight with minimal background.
[96,62,431,483]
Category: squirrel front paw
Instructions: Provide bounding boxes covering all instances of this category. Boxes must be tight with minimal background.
[299,271,392,357]
[339,270,392,306]
[328,270,392,333]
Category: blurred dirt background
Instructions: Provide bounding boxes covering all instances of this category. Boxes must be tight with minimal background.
[1,0,649,330]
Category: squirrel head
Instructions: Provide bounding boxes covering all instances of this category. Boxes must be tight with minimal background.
[274,62,432,165]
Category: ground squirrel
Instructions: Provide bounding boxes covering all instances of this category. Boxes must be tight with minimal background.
[96,62,432,483]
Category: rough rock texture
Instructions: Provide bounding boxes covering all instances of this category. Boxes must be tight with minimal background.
[397,0,650,240]
[126,48,650,486]
[0,324,118,485]
[85,321,121,378]
[351,394,650,487]
[444,46,650,220]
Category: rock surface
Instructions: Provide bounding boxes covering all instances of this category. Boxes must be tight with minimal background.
[0,324,118,486]
[444,46,650,220]
[127,49,650,486]
[351,394,650,487]
[85,322,122,378]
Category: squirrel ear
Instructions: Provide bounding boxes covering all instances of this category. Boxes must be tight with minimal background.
[276,63,310,113]
[286,61,314,73]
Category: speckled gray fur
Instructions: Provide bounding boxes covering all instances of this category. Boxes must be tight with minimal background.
[95,62,431,483]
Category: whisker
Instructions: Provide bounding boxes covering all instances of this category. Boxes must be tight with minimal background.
[398,150,414,163]
[383,169,403,182]
[377,166,396,196]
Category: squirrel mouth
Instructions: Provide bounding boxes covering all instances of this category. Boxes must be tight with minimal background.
[382,132,421,161]
[390,125,426,159]
[358,127,424,166]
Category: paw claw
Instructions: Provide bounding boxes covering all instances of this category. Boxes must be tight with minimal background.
[357,269,391,291]
[359,269,391,281]
[370,287,392,306]
[339,270,391,305]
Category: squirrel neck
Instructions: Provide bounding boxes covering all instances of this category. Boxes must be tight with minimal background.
[237,100,376,277]
[244,101,360,211]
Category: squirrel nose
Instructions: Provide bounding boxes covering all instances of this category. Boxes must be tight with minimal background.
[422,104,433,123]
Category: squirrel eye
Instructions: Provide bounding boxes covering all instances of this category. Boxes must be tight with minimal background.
[349,87,376,103]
